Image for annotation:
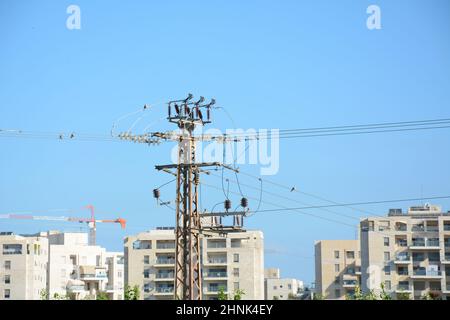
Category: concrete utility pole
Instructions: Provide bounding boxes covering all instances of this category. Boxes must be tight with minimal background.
[119,94,249,300]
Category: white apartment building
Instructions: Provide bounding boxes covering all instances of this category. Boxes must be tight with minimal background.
[360,204,450,300]
[0,232,48,300]
[264,268,304,300]
[124,227,264,300]
[46,231,124,300]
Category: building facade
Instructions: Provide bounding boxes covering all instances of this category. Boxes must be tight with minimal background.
[46,231,124,300]
[360,204,450,300]
[0,232,48,300]
[124,228,264,300]
[264,268,304,300]
[314,239,361,299]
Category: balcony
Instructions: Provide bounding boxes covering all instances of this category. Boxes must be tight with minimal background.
[2,244,23,255]
[206,285,227,294]
[343,280,358,288]
[394,254,411,264]
[426,226,439,232]
[410,239,440,250]
[395,284,412,293]
[411,269,442,279]
[156,242,175,250]
[105,285,123,292]
[79,266,108,280]
[154,287,174,295]
[155,273,175,280]
[154,258,175,266]
[204,271,227,279]
[207,241,227,250]
[205,257,227,265]
[444,224,450,231]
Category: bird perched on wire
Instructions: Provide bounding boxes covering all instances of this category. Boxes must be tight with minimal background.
[290,187,296,192]
[143,104,149,110]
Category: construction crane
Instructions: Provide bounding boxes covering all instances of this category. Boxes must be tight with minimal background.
[0,204,126,246]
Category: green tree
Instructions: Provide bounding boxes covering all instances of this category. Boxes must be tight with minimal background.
[39,289,49,300]
[396,291,410,300]
[379,283,392,300]
[124,285,141,300]
[217,287,228,300]
[312,293,324,300]
[96,291,110,300]
[233,289,245,300]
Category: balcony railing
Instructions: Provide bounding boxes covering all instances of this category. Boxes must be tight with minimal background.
[207,242,227,249]
[155,258,175,264]
[445,253,450,261]
[413,269,441,276]
[156,243,175,250]
[343,280,358,286]
[427,240,440,246]
[444,225,450,231]
[2,248,22,255]
[411,240,425,247]
[396,284,411,291]
[155,287,174,293]
[395,225,407,231]
[412,226,425,232]
[208,286,227,292]
[205,272,227,278]
[395,254,410,261]
[207,258,227,264]
[426,226,439,232]
[156,273,174,279]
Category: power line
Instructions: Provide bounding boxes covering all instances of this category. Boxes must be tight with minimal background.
[249,195,450,213]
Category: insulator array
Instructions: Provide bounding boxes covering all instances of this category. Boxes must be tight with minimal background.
[240,197,248,208]
[153,189,160,199]
[224,199,232,211]
[117,132,160,145]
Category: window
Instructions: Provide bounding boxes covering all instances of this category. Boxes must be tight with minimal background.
[273,286,277,290]
[383,237,390,246]
[144,255,150,264]
[334,251,340,259]
[430,282,441,291]
[96,255,101,267]
[334,289,341,298]
[385,280,391,290]
[4,275,11,284]
[234,282,239,290]
[384,265,391,275]
[4,289,10,299]
[335,264,340,272]
[288,284,292,290]
[233,268,239,277]
[414,281,425,291]
[118,271,122,277]
[384,252,390,261]
[3,244,22,255]
[143,269,150,278]
[334,276,340,284]
[4,261,11,270]
[231,239,241,248]
[346,251,355,259]
[233,254,239,263]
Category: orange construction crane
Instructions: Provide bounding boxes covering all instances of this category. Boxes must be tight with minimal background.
[0,204,126,245]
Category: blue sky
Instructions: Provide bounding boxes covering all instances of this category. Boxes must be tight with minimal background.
[1,0,449,284]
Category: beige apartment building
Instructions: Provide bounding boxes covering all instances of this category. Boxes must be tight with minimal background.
[314,239,361,299]
[124,227,264,300]
[360,204,450,300]
[264,268,304,300]
[0,232,48,300]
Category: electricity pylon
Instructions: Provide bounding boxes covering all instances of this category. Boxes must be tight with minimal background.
[119,94,248,300]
